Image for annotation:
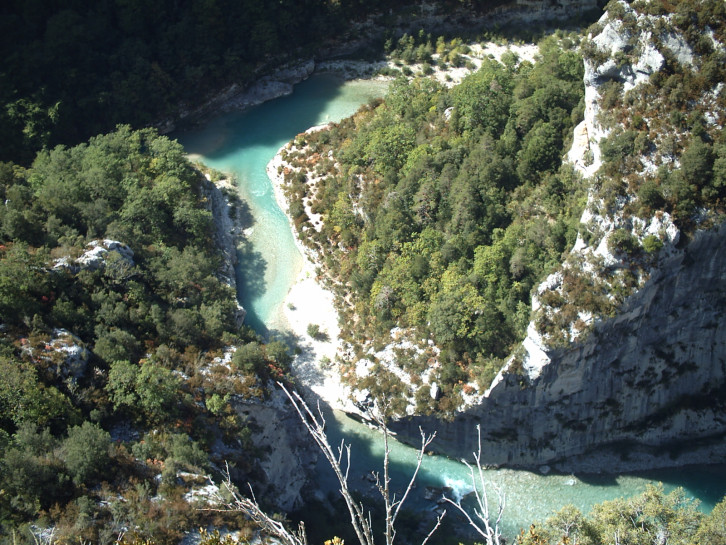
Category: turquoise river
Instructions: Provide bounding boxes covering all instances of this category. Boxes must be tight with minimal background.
[177,74,726,540]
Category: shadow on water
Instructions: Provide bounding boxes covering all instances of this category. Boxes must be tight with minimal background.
[634,464,726,510]
[310,403,440,499]
[267,328,301,349]
[174,74,384,337]
[235,240,268,334]
[573,472,620,487]
[234,198,255,231]
[183,74,356,162]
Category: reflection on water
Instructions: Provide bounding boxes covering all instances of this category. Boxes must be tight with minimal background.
[176,74,726,542]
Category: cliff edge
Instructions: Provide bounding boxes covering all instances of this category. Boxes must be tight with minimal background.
[391,0,726,471]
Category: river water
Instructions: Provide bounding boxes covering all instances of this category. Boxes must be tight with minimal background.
[176,74,726,540]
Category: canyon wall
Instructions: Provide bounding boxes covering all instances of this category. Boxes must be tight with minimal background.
[392,223,726,471]
[390,2,726,471]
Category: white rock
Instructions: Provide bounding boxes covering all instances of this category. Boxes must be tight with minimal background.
[661,31,695,67]
[75,239,135,270]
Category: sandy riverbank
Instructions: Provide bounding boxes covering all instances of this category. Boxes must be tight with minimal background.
[266,143,360,414]
[262,40,542,412]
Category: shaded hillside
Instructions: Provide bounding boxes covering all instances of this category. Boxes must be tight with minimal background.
[0,0,516,165]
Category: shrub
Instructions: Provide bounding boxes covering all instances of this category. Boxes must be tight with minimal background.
[638,180,665,210]
[608,228,640,256]
[233,342,265,374]
[307,323,321,339]
[642,235,663,254]
[61,421,110,485]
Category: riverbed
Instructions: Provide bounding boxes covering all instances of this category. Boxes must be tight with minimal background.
[176,73,726,540]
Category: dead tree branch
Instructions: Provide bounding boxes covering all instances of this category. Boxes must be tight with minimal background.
[279,383,376,545]
[442,424,505,545]
[215,464,307,545]
[213,382,452,545]
[278,382,444,545]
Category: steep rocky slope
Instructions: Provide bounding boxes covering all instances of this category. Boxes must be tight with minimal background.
[391,0,726,470]
[393,222,726,470]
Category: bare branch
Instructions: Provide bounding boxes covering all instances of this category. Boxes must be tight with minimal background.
[391,426,436,527]
[278,382,444,545]
[211,465,307,545]
[278,382,375,545]
[441,425,504,545]
[219,382,449,545]
[421,510,447,545]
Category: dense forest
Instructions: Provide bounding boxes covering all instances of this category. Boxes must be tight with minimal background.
[280,32,590,409]
[0,127,295,543]
[0,0,511,165]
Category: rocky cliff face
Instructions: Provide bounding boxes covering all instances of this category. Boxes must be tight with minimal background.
[200,175,246,327]
[232,388,318,512]
[392,222,726,471]
[391,1,726,471]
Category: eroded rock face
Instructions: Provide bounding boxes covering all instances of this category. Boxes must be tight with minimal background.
[200,175,246,327]
[232,388,318,512]
[21,328,90,379]
[54,239,134,273]
[391,224,726,470]
[390,2,726,471]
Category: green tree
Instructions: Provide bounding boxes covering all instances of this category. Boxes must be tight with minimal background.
[608,228,640,256]
[266,339,292,368]
[680,137,714,189]
[233,341,265,374]
[135,362,181,423]
[583,484,702,545]
[307,323,321,339]
[0,423,80,521]
[94,327,140,363]
[452,59,513,135]
[0,243,49,324]
[708,141,726,200]
[107,359,179,423]
[0,355,77,433]
[205,393,229,416]
[516,121,563,182]
[60,421,111,485]
[364,124,416,175]
[106,360,140,411]
[694,497,726,545]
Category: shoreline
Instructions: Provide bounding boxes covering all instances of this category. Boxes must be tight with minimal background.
[259,42,544,415]
[191,33,544,415]
[266,143,361,415]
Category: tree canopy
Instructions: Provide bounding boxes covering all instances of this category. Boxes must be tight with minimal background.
[281,33,588,406]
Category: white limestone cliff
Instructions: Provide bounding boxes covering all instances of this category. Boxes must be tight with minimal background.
[200,174,246,327]
[391,1,726,471]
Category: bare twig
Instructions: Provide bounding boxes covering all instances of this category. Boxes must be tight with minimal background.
[373,411,437,545]
[278,382,443,545]
[215,382,454,545]
[278,382,375,545]
[421,510,447,545]
[215,465,307,545]
[442,425,505,545]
